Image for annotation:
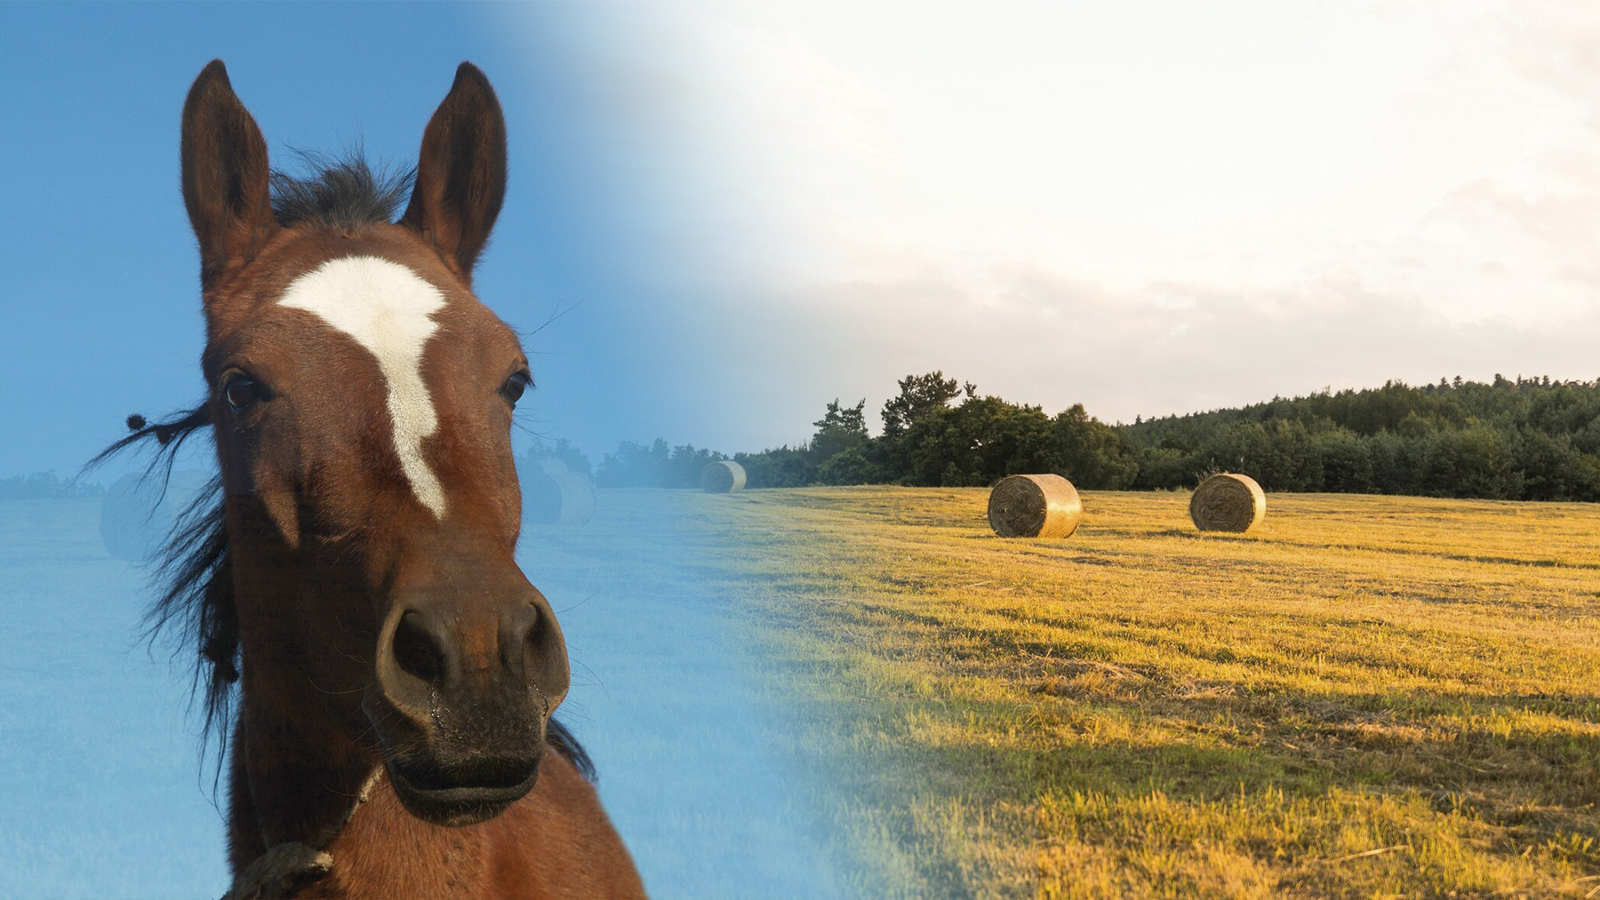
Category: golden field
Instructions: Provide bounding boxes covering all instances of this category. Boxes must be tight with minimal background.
[694,488,1600,899]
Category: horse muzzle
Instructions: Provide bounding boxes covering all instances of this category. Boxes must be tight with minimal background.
[365,579,570,826]
[384,747,543,827]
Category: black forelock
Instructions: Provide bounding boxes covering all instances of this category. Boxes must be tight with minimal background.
[270,151,414,231]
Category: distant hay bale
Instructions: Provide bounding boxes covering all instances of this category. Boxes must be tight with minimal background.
[987,474,1081,538]
[520,458,596,526]
[100,470,212,561]
[700,460,746,494]
[1189,473,1266,533]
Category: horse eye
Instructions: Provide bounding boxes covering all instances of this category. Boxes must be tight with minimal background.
[224,374,263,413]
[501,372,531,407]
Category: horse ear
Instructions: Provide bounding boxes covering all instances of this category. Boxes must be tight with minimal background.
[181,60,276,289]
[400,63,507,283]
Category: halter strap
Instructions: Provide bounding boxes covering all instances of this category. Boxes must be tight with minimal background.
[221,767,383,900]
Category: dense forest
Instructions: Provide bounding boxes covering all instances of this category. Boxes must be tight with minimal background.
[591,373,1600,501]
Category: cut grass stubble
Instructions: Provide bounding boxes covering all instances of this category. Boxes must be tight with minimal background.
[697,488,1600,899]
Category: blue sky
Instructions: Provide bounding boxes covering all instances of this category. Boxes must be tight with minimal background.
[0,3,740,479]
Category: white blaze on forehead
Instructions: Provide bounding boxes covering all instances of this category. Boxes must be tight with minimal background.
[278,256,449,519]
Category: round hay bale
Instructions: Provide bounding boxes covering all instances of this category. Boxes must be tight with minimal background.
[1189,473,1266,533]
[700,460,746,494]
[987,474,1081,538]
[100,469,212,561]
[520,458,596,526]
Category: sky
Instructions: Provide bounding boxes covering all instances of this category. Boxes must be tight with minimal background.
[0,4,726,478]
[4,2,1600,476]
[637,1,1600,444]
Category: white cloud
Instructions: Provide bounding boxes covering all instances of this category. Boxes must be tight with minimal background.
[512,2,1600,450]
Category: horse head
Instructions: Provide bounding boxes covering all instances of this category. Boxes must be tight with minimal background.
[181,60,568,827]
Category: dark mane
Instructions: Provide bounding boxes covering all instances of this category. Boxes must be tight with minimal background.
[270,152,413,230]
[86,406,596,784]
[84,407,234,764]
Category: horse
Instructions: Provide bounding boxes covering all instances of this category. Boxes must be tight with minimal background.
[100,60,648,899]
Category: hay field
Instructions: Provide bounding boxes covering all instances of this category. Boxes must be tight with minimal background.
[700,488,1600,898]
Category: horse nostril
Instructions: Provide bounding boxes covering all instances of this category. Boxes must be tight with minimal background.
[392,610,447,687]
[516,602,566,708]
[516,606,541,672]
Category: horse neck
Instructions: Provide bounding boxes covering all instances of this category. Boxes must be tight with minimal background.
[227,534,381,862]
[231,682,376,850]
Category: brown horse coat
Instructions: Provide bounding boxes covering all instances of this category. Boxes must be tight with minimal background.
[151,59,648,899]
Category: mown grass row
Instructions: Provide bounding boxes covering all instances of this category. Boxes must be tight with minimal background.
[697,488,1600,898]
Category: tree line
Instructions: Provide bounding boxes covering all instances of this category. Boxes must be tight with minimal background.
[584,372,1600,501]
[9,374,1593,503]
[0,471,105,501]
